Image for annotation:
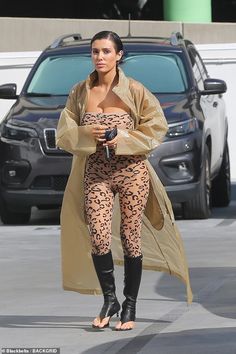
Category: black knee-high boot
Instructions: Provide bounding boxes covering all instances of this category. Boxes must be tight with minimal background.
[92,251,120,326]
[119,254,142,328]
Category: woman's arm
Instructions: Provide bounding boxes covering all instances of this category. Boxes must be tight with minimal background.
[116,81,168,155]
[56,84,97,156]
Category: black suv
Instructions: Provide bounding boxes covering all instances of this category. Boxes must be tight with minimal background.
[0,32,230,224]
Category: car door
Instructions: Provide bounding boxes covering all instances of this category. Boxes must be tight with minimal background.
[188,47,225,172]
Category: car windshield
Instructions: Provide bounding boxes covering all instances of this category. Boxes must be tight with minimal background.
[121,53,188,93]
[26,52,188,95]
[27,55,93,95]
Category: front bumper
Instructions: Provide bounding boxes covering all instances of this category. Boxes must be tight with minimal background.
[0,136,72,211]
[148,132,202,203]
[0,188,65,212]
[165,181,200,203]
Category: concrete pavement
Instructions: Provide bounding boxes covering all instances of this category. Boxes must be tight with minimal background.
[0,192,236,354]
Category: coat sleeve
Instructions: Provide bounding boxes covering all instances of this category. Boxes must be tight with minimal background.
[116,81,168,155]
[56,85,97,156]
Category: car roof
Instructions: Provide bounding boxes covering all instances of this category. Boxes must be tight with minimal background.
[42,32,193,56]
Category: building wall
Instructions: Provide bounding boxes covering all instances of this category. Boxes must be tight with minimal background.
[0,17,236,52]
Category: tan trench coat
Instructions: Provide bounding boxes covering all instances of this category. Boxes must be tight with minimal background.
[56,68,193,304]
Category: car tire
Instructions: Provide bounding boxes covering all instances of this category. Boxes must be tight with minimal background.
[0,204,31,225]
[211,142,231,207]
[182,145,211,219]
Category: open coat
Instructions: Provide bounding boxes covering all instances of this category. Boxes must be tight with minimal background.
[56,68,193,304]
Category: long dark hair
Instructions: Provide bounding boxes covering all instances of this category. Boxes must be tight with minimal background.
[90,31,123,53]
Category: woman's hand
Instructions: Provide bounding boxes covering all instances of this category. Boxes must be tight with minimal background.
[91,125,107,142]
[103,136,117,149]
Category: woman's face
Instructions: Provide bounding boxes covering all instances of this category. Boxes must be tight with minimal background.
[91,38,122,73]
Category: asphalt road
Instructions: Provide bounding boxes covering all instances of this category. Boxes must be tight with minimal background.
[0,187,236,354]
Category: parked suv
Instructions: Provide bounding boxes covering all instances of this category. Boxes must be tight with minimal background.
[0,32,230,224]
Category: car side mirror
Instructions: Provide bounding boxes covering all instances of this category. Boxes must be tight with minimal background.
[0,83,18,99]
[201,78,227,95]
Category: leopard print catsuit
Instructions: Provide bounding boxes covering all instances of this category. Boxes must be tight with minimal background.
[82,112,150,257]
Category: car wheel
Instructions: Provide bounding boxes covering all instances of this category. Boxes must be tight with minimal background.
[182,145,211,219]
[211,142,231,207]
[0,204,31,225]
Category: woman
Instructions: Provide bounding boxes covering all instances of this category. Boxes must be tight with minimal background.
[56,31,192,331]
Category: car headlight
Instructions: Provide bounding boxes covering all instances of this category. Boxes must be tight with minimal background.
[166,118,198,138]
[1,123,38,140]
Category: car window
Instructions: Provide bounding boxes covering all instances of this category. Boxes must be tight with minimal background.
[194,51,208,80]
[27,55,93,95]
[188,48,206,90]
[121,53,188,93]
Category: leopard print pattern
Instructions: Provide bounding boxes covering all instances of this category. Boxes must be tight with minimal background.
[82,113,150,257]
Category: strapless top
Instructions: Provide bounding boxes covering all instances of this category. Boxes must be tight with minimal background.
[81,112,134,130]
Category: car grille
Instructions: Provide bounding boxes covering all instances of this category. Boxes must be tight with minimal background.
[31,175,68,191]
[43,128,70,155]
[44,128,57,149]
